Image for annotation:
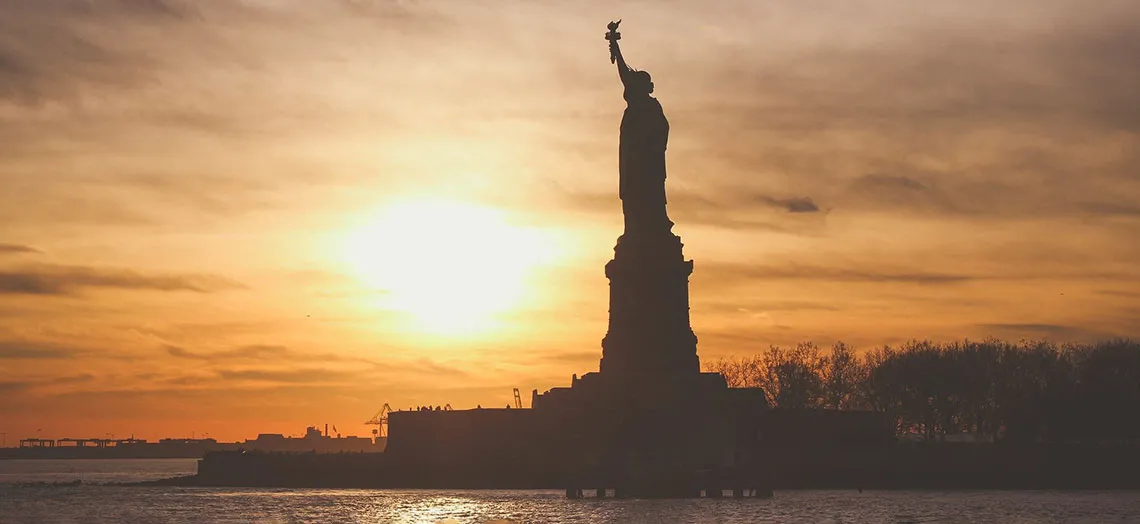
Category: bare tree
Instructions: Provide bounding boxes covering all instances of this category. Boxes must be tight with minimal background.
[709,337,1140,443]
[705,355,763,388]
[761,342,825,409]
[822,342,865,410]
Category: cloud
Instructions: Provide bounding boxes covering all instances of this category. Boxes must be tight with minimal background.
[163,345,204,360]
[1098,289,1140,299]
[978,323,1120,340]
[544,350,600,364]
[0,373,93,397]
[0,340,80,359]
[159,344,477,380]
[669,3,1140,225]
[703,262,975,286]
[50,373,96,385]
[757,196,820,214]
[842,174,956,214]
[674,190,824,232]
[0,243,40,255]
[104,173,294,216]
[1080,201,1140,218]
[722,3,1140,133]
[553,185,824,233]
[0,0,198,101]
[217,368,356,384]
[699,301,843,313]
[836,173,1140,221]
[0,264,245,295]
[407,358,470,378]
[0,381,32,393]
[165,344,358,364]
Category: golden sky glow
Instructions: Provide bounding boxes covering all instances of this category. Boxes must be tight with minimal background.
[1,0,1139,441]
[341,198,561,336]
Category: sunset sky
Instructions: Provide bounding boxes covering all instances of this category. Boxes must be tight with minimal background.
[2,0,1138,441]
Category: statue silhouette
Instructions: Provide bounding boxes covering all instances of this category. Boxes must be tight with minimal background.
[599,21,699,378]
[607,21,673,236]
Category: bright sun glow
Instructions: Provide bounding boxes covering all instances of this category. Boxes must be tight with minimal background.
[342,198,559,337]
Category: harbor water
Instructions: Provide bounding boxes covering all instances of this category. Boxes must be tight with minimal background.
[1,459,1139,523]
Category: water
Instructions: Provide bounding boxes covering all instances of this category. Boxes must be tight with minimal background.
[0,458,197,485]
[1,460,1139,523]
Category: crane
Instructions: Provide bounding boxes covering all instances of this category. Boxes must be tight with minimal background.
[513,388,523,409]
[365,403,391,439]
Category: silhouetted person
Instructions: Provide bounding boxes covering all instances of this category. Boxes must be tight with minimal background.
[607,20,673,237]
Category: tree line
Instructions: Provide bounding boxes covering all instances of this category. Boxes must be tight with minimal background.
[705,339,1140,443]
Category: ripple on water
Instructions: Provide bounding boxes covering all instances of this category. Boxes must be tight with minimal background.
[3,487,1140,524]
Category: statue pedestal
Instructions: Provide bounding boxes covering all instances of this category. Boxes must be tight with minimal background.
[599,231,699,378]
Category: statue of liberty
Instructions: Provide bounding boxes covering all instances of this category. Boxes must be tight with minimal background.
[606,21,674,236]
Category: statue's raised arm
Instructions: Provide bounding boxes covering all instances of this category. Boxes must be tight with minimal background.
[605,20,635,89]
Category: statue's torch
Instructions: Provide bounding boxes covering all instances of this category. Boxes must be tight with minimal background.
[605,20,622,63]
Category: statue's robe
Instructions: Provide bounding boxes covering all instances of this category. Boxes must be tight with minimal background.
[619,96,671,235]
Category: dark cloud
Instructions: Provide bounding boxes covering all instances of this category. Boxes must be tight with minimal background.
[50,373,96,385]
[21,382,391,416]
[1080,202,1140,218]
[696,330,786,350]
[217,368,355,384]
[844,174,953,212]
[159,374,215,386]
[835,172,1140,221]
[710,5,1140,133]
[0,274,57,294]
[225,344,290,359]
[756,196,820,213]
[852,173,939,195]
[1098,289,1140,299]
[0,0,435,108]
[0,16,160,104]
[673,4,1140,224]
[0,243,40,255]
[0,372,92,398]
[163,345,204,359]
[0,340,80,359]
[0,264,244,295]
[4,0,194,18]
[544,350,600,364]
[165,344,359,364]
[0,381,32,393]
[698,301,843,313]
[555,185,824,233]
[703,262,975,286]
[152,350,464,388]
[978,323,1119,340]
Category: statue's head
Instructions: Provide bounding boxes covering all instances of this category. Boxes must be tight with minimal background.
[625,70,654,98]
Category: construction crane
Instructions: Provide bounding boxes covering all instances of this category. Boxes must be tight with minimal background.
[365,404,391,439]
[513,388,523,409]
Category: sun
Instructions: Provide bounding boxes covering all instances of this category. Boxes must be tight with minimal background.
[342,198,557,337]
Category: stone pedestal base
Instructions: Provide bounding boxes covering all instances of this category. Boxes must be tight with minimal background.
[600,231,699,377]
